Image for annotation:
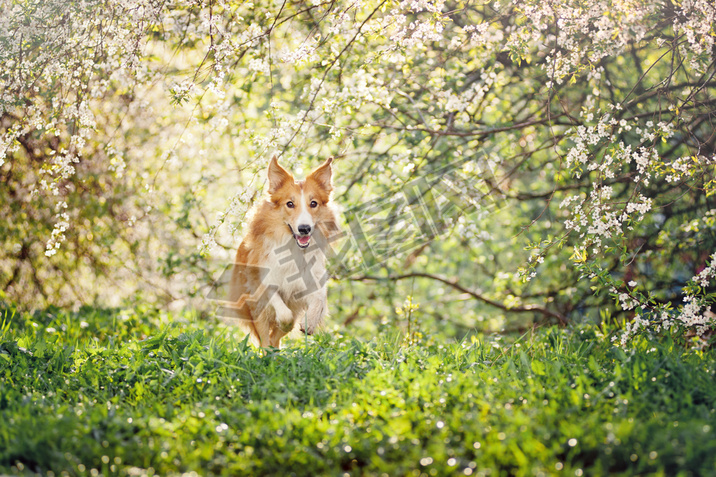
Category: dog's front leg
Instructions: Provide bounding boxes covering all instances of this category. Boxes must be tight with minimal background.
[301,287,327,335]
[270,293,295,333]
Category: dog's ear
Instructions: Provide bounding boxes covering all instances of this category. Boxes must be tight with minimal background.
[307,157,333,193]
[267,156,293,194]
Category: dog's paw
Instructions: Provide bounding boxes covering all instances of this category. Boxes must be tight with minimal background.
[278,318,295,333]
[271,300,294,330]
[275,308,295,333]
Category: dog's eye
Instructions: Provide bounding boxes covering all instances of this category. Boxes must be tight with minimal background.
[310,200,318,208]
[286,201,294,208]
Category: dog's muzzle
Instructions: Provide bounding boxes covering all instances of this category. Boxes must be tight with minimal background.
[288,224,312,248]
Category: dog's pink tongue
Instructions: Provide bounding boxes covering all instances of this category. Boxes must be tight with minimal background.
[297,236,310,245]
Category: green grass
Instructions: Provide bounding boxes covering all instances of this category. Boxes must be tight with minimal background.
[1,305,715,476]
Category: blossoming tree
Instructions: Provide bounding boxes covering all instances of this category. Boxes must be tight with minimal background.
[1,0,714,344]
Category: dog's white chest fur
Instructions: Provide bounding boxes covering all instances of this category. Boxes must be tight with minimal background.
[262,236,327,302]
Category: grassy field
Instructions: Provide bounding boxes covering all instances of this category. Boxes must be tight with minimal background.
[1,305,715,476]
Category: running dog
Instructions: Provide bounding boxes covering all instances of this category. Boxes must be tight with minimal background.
[227,156,339,348]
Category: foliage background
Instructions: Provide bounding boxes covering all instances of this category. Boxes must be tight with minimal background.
[1,0,715,341]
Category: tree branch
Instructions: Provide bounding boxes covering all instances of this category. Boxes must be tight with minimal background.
[350,272,569,326]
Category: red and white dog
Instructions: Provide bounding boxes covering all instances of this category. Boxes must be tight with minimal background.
[228,157,339,348]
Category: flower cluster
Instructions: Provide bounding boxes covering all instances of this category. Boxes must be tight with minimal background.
[614,253,716,345]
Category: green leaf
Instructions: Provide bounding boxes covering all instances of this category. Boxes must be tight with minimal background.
[531,359,546,376]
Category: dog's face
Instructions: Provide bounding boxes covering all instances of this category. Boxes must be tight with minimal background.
[267,156,334,249]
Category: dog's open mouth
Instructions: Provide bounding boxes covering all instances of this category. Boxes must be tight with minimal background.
[295,234,311,248]
[288,225,312,248]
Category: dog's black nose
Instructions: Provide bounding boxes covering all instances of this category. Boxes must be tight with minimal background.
[297,224,312,235]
